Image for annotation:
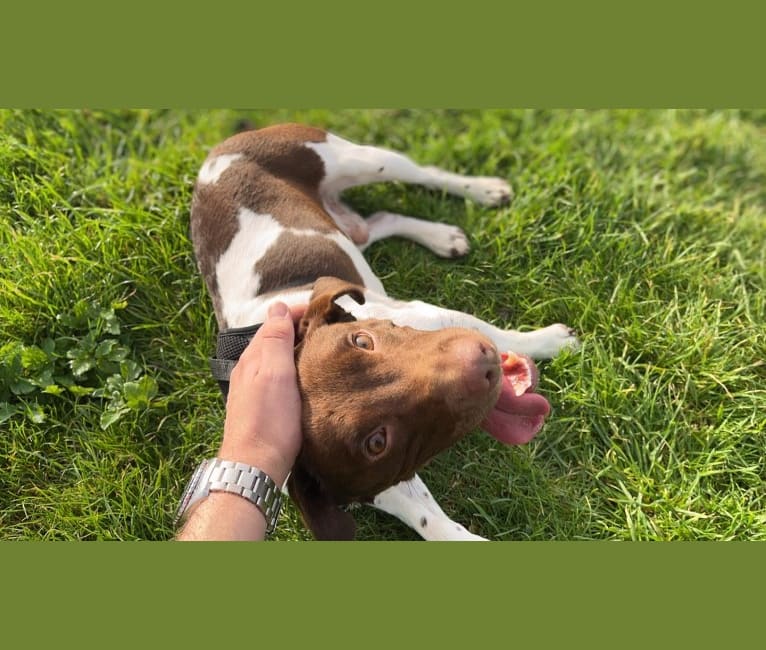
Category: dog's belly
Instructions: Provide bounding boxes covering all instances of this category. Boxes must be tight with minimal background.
[216,208,385,328]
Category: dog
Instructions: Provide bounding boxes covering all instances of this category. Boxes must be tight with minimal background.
[190,123,578,540]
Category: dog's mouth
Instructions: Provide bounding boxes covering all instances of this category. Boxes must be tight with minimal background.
[480,352,550,445]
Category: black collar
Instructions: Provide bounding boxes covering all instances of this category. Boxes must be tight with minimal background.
[209,323,263,398]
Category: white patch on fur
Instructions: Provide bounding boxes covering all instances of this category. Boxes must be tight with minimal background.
[371,475,487,541]
[216,209,283,327]
[363,211,470,258]
[238,289,313,329]
[307,134,431,195]
[216,208,385,327]
[305,134,359,193]
[198,153,243,185]
[306,134,511,207]
[327,232,385,295]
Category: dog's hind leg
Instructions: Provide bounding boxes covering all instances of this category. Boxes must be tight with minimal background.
[320,194,473,257]
[307,134,513,206]
[307,133,511,248]
[360,211,471,258]
[321,195,370,246]
[370,474,487,541]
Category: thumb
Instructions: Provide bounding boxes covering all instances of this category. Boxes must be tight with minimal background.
[253,301,296,361]
[253,302,296,383]
[234,302,296,374]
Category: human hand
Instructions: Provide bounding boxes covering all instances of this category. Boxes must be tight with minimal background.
[218,301,307,487]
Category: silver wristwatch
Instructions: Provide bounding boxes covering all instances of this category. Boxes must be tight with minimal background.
[175,458,283,535]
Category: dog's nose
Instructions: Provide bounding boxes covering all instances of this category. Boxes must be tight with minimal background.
[451,337,500,395]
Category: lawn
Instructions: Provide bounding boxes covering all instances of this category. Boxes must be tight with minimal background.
[1,108,764,540]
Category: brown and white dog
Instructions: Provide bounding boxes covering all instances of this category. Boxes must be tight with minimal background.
[190,123,578,540]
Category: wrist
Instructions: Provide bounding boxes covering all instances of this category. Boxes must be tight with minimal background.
[175,458,284,539]
[217,442,293,488]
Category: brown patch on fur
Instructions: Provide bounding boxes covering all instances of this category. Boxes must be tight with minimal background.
[211,124,328,202]
[254,233,364,297]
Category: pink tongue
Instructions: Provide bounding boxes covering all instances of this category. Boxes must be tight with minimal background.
[480,375,551,445]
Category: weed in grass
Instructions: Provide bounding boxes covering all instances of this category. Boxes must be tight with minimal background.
[1,298,163,429]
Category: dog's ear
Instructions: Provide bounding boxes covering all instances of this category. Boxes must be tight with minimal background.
[287,463,356,541]
[298,276,366,340]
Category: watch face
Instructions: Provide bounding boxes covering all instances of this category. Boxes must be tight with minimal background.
[174,459,209,525]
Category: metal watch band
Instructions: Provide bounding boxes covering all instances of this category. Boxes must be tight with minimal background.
[176,458,283,535]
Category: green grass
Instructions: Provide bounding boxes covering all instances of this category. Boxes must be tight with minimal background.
[1,109,764,540]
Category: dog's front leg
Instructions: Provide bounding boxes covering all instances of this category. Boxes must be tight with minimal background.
[336,291,579,359]
[370,475,487,541]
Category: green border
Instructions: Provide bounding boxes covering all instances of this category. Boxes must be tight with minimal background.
[3,2,766,106]
[3,3,764,646]
[2,542,763,646]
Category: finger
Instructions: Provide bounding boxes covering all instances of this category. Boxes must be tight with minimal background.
[236,302,293,359]
[260,301,296,342]
[230,302,303,387]
[249,301,297,374]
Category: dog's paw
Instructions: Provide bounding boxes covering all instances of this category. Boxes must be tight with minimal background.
[536,323,580,359]
[448,524,489,541]
[463,176,513,207]
[427,224,471,258]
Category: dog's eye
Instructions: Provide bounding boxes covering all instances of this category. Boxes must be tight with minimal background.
[364,428,387,457]
[352,333,374,350]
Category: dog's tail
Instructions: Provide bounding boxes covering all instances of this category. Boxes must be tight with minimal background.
[232,118,257,134]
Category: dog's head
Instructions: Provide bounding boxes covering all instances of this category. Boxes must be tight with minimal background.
[288,277,547,540]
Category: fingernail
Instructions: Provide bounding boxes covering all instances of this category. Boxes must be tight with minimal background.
[268,302,289,318]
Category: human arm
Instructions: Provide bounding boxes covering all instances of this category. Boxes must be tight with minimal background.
[176,301,305,541]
